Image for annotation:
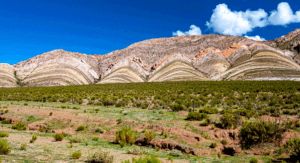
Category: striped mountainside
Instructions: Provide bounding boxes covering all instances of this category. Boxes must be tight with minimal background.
[1,29,300,87]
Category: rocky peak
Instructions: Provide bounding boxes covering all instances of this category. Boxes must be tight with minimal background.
[271,29,300,54]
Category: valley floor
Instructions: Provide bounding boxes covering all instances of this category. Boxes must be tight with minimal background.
[0,101,297,163]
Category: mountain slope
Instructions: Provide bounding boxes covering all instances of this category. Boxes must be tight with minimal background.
[1,29,300,87]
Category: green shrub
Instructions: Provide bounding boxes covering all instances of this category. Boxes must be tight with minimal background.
[53,133,64,141]
[169,149,182,157]
[198,106,218,114]
[296,121,300,127]
[220,139,228,145]
[201,133,211,140]
[141,102,149,109]
[71,151,82,159]
[49,112,53,116]
[115,102,121,107]
[39,127,46,132]
[144,131,155,144]
[95,128,104,133]
[96,102,104,106]
[200,118,211,126]
[61,105,66,109]
[32,135,37,142]
[12,122,27,130]
[120,142,126,148]
[87,150,115,163]
[115,127,136,145]
[0,132,9,137]
[122,155,161,163]
[210,142,217,148]
[92,137,99,141]
[24,103,28,106]
[186,112,208,121]
[20,143,27,150]
[170,103,185,111]
[1,120,10,124]
[284,135,300,159]
[76,125,85,131]
[73,107,81,110]
[239,120,284,149]
[164,133,168,139]
[249,157,258,163]
[167,156,173,163]
[0,139,11,155]
[117,119,123,124]
[69,134,86,143]
[219,112,241,129]
[127,146,149,155]
[275,145,284,155]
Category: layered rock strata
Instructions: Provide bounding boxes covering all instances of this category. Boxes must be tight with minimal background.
[0,64,18,87]
[1,29,300,87]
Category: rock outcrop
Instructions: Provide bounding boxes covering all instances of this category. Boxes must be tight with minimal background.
[13,49,100,87]
[1,29,300,87]
[0,64,18,87]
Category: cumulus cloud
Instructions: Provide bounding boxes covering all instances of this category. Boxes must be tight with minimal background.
[173,2,300,37]
[245,35,266,41]
[268,2,300,25]
[172,25,202,36]
[205,2,300,36]
[205,3,268,36]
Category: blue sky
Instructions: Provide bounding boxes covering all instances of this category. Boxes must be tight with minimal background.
[0,0,300,65]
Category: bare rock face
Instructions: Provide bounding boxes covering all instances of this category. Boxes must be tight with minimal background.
[0,64,18,87]
[1,28,300,87]
[272,29,300,54]
[98,58,148,84]
[193,51,230,77]
[227,47,251,66]
[13,49,100,86]
[149,53,208,82]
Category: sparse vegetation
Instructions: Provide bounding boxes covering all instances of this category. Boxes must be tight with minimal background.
[239,120,284,149]
[92,137,99,141]
[169,149,182,157]
[144,131,155,144]
[71,151,82,159]
[0,132,9,137]
[20,143,27,150]
[0,139,11,155]
[11,122,27,130]
[69,134,86,143]
[186,112,208,121]
[127,146,149,155]
[87,150,115,163]
[0,81,300,162]
[284,135,300,159]
[53,133,64,141]
[122,155,161,163]
[115,127,136,145]
[76,125,85,131]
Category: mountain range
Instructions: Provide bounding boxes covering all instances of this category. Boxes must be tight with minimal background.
[1,29,300,87]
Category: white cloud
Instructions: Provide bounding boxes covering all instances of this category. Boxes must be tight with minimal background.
[173,2,300,37]
[268,2,300,25]
[172,25,202,36]
[205,3,268,36]
[204,2,300,36]
[245,35,266,41]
